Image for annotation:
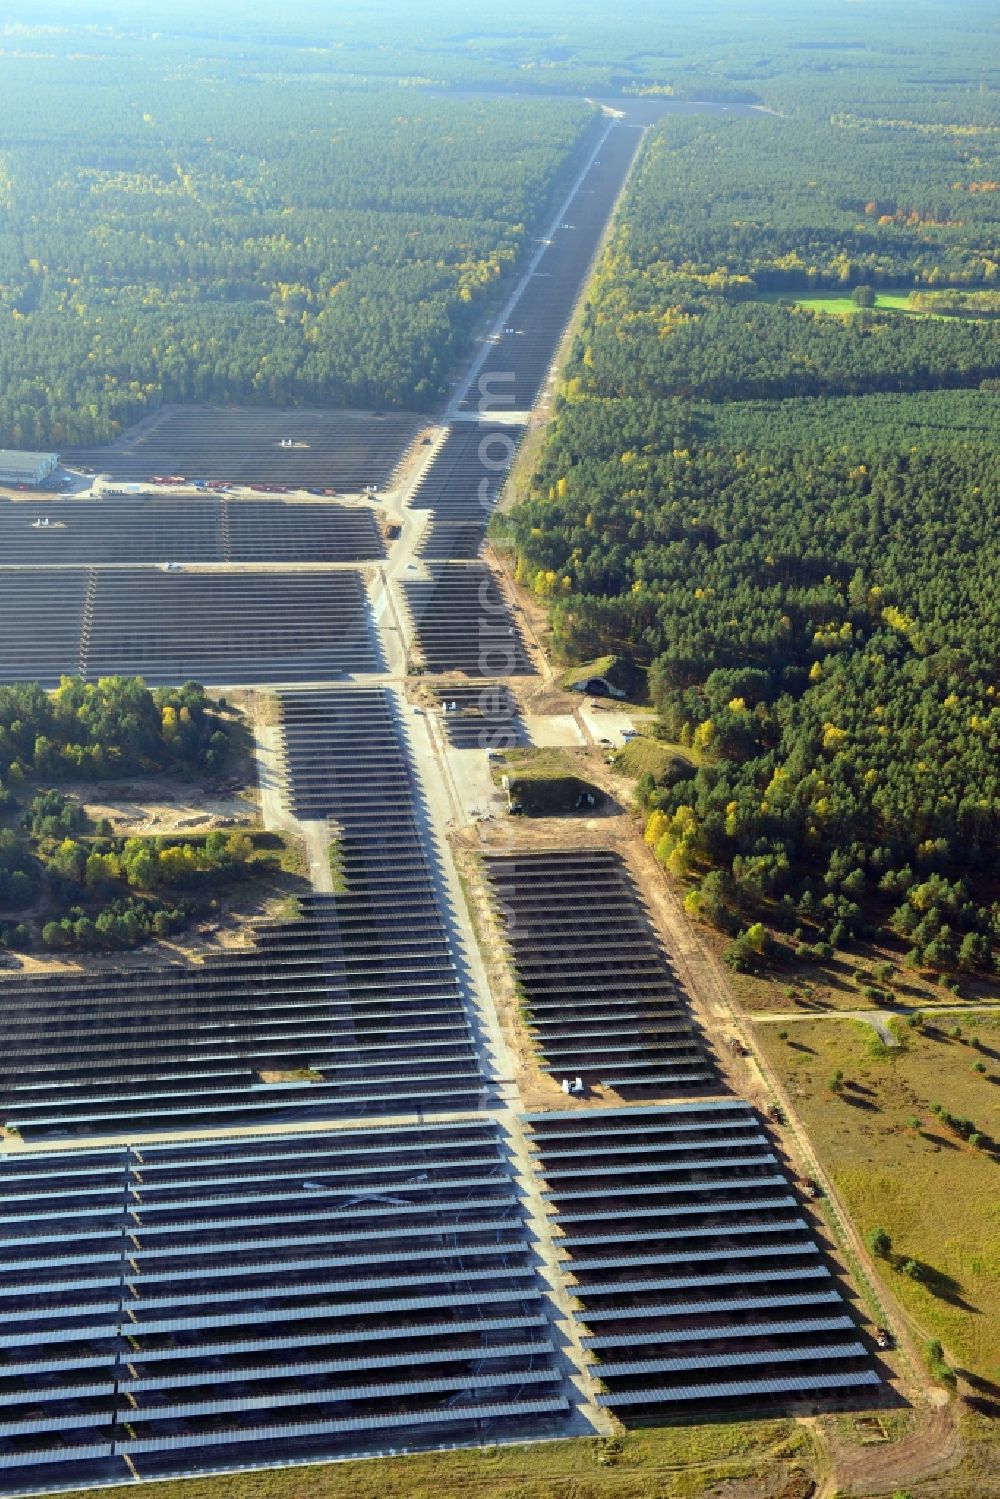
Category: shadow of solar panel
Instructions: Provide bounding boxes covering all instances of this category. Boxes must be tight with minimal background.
[524,1103,883,1417]
[67,407,421,491]
[403,563,533,676]
[484,851,711,1091]
[0,1121,570,1482]
[460,126,642,415]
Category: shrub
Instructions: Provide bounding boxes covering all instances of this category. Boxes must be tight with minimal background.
[867,1226,892,1258]
[925,1339,957,1389]
[723,931,760,973]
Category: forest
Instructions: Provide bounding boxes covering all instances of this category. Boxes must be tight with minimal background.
[0,1,996,444]
[576,114,1000,404]
[0,678,244,950]
[511,98,1000,974]
[0,1,996,109]
[0,676,229,784]
[0,71,594,445]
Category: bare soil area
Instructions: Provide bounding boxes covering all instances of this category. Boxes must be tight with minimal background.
[60,776,258,837]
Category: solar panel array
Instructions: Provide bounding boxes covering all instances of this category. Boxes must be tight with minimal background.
[402,563,533,676]
[0,497,385,565]
[432,683,523,750]
[525,1103,882,1416]
[0,569,87,685]
[0,1121,568,1486]
[0,567,379,685]
[483,851,710,1092]
[0,894,482,1139]
[412,423,525,561]
[276,685,486,1084]
[67,407,421,490]
[459,125,642,414]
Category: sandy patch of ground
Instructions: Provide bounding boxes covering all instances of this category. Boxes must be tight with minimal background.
[0,892,294,980]
[62,777,258,837]
[522,713,585,747]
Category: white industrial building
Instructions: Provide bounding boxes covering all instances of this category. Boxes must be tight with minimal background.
[0,450,59,487]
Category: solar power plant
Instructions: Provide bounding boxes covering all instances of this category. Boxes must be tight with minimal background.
[432,683,523,749]
[66,407,422,491]
[459,125,642,414]
[0,567,379,685]
[0,892,485,1138]
[483,851,711,1092]
[0,1121,570,1488]
[0,569,87,685]
[412,423,525,560]
[0,496,385,564]
[275,685,484,1092]
[525,1103,882,1417]
[403,563,534,676]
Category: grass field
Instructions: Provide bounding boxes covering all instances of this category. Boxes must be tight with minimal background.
[612,735,698,781]
[722,941,1000,1016]
[756,288,951,318]
[758,1014,1000,1383]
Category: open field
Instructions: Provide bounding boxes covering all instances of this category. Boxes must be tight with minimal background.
[755,289,955,318]
[757,1014,1000,1384]
[720,941,1000,1016]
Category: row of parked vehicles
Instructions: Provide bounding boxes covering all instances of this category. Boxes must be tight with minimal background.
[150,475,340,496]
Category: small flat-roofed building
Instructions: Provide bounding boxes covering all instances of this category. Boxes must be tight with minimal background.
[0,450,59,486]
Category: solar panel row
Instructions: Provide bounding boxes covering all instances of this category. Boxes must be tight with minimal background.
[431,682,523,750]
[484,850,710,1091]
[0,496,385,564]
[524,1103,883,1417]
[0,567,380,686]
[402,563,533,676]
[460,125,643,414]
[67,407,421,491]
[0,885,482,1136]
[0,1121,569,1483]
[411,423,525,561]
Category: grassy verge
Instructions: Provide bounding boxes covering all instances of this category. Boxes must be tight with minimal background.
[758,1014,1000,1381]
[328,839,348,893]
[36,1420,813,1499]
